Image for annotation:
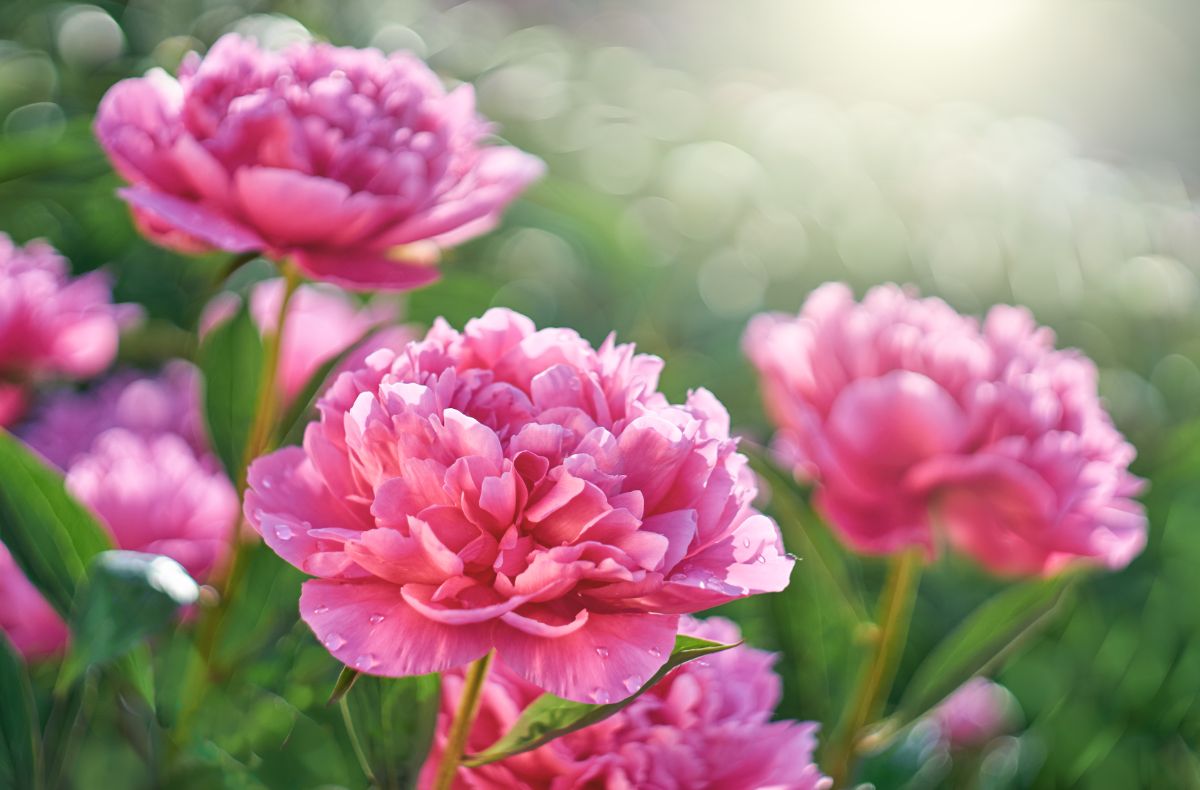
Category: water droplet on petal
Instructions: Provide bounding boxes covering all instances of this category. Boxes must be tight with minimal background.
[275,524,293,541]
[623,676,641,693]
[324,633,346,650]
[314,605,329,615]
[742,538,750,548]
[262,477,273,489]
[697,580,707,590]
[592,688,611,704]
[253,508,264,521]
[669,573,687,582]
[648,646,662,657]
[354,654,377,670]
[368,613,385,625]
[595,646,609,658]
[757,555,767,564]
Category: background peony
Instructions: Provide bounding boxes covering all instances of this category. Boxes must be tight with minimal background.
[929,678,1019,750]
[0,234,134,426]
[246,308,793,703]
[201,278,417,407]
[420,616,831,790]
[0,363,238,658]
[94,34,544,291]
[744,282,1147,576]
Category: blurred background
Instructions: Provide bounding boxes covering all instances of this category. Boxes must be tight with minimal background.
[1,1,1198,787]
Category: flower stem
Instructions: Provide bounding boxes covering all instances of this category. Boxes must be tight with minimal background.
[826,549,923,788]
[433,652,494,790]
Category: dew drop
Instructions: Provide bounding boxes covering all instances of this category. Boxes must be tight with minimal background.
[697,580,707,590]
[595,646,610,658]
[786,552,800,561]
[354,654,377,670]
[324,633,346,650]
[648,646,662,657]
[314,605,330,615]
[253,508,264,521]
[275,524,294,541]
[757,555,766,564]
[368,613,386,625]
[742,538,750,548]
[695,659,710,668]
[592,688,611,704]
[262,477,273,489]
[669,573,687,582]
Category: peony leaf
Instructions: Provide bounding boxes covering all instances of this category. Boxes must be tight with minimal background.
[0,431,113,616]
[0,633,41,790]
[887,574,1076,735]
[60,551,199,687]
[340,672,441,788]
[463,635,739,767]
[327,666,360,706]
[198,300,264,482]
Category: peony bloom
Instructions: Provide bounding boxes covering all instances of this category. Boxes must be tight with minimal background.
[744,283,1146,576]
[420,616,831,790]
[0,543,70,659]
[929,678,1018,749]
[0,234,133,425]
[94,34,544,291]
[246,308,793,703]
[201,278,416,407]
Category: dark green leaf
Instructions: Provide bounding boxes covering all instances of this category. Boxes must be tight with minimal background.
[464,635,738,767]
[198,302,264,481]
[61,551,199,685]
[0,431,112,616]
[0,634,41,790]
[341,673,441,789]
[328,667,360,706]
[891,574,1076,730]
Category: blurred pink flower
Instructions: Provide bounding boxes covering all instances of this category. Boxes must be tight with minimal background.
[246,308,793,703]
[201,279,416,406]
[94,34,544,291]
[0,235,134,425]
[0,543,70,659]
[930,678,1018,749]
[744,283,1146,576]
[421,616,831,790]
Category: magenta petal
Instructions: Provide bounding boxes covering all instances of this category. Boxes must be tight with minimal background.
[234,167,354,245]
[290,248,441,293]
[494,611,679,703]
[301,580,492,676]
[119,186,264,252]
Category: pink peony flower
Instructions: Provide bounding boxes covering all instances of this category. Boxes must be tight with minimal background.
[94,34,544,291]
[743,283,1147,576]
[420,616,831,790]
[0,234,133,425]
[19,360,208,470]
[929,678,1018,749]
[246,308,793,703]
[201,278,416,406]
[0,543,70,659]
[18,363,237,580]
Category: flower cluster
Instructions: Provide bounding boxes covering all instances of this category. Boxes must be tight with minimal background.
[1,364,237,658]
[744,283,1147,576]
[421,616,831,790]
[0,235,133,426]
[246,308,793,703]
[95,34,544,291]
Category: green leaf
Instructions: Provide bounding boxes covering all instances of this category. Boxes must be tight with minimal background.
[0,431,113,616]
[891,574,1076,731]
[274,323,381,448]
[328,666,360,706]
[464,635,739,767]
[342,673,441,789]
[198,301,264,481]
[60,551,199,686]
[0,634,41,790]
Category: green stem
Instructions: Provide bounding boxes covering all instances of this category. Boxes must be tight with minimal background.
[340,696,377,787]
[172,262,302,751]
[434,653,494,790]
[826,549,923,788]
